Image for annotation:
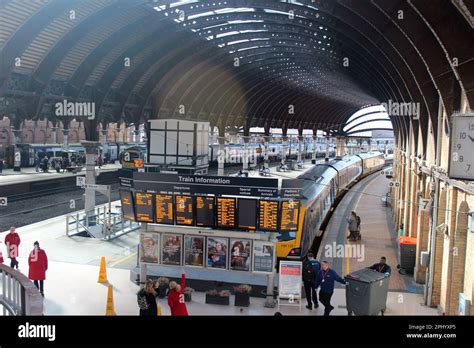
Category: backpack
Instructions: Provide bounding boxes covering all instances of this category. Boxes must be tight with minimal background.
[303,260,315,282]
[137,290,149,310]
[356,215,361,229]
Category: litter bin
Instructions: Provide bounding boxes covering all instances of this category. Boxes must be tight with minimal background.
[398,236,416,274]
[345,268,390,316]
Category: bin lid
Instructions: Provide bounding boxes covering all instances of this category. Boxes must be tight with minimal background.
[398,236,417,245]
[345,268,388,283]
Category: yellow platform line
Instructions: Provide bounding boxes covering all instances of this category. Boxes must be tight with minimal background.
[109,251,137,268]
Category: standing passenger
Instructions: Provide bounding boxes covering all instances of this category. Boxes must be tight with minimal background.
[346,211,359,241]
[4,226,20,269]
[302,252,320,310]
[28,241,48,296]
[0,159,4,174]
[167,269,188,316]
[137,280,159,316]
[315,261,346,316]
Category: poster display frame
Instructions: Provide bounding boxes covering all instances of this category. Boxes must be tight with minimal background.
[251,241,276,274]
[139,232,160,265]
[229,238,252,272]
[161,233,183,266]
[183,235,205,268]
[206,236,229,270]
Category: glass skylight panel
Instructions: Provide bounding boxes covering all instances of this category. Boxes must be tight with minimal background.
[227,39,250,45]
[170,1,199,8]
[216,31,240,38]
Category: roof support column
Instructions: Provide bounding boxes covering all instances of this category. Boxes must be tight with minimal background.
[242,127,250,171]
[297,127,304,164]
[312,129,318,164]
[325,135,330,162]
[281,127,288,164]
[335,136,346,159]
[81,140,99,227]
[217,126,225,176]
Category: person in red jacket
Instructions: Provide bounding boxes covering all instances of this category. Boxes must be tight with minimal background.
[0,241,4,264]
[5,226,20,269]
[28,241,48,296]
[167,268,188,316]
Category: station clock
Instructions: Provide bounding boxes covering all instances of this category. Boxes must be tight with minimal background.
[448,113,474,181]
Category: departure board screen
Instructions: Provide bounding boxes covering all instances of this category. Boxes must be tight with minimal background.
[120,190,135,221]
[280,200,300,231]
[258,200,279,231]
[175,195,194,226]
[155,194,174,225]
[216,197,236,228]
[134,192,154,222]
[237,199,257,230]
[195,196,214,227]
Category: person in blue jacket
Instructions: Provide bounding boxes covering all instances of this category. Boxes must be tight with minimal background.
[315,261,346,316]
[302,252,321,310]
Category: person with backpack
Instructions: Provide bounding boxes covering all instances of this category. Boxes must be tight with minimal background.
[167,268,188,316]
[346,211,360,241]
[302,252,321,310]
[315,261,346,316]
[137,279,159,316]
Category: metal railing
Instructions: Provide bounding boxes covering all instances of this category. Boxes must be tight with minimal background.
[0,264,43,316]
[66,204,140,240]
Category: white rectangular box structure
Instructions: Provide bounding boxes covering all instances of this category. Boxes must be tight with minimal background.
[148,119,209,173]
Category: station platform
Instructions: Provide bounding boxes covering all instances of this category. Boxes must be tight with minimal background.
[318,170,422,293]
[0,162,436,316]
[0,162,122,187]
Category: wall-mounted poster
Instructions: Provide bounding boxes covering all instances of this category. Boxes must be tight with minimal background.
[184,236,205,267]
[207,237,228,269]
[161,234,182,266]
[140,232,159,264]
[252,241,275,273]
[230,238,252,271]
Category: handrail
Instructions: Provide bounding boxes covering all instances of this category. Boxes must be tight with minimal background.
[0,264,43,316]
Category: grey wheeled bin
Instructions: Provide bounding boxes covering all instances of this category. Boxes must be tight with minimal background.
[344,268,390,316]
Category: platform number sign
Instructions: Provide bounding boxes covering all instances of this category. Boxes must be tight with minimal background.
[449,113,474,181]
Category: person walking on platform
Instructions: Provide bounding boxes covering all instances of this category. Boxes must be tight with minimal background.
[315,261,346,316]
[167,268,188,316]
[346,211,360,241]
[35,154,40,172]
[0,159,4,174]
[302,252,320,310]
[5,226,20,269]
[368,256,391,275]
[28,241,48,296]
[137,279,159,316]
[42,156,49,173]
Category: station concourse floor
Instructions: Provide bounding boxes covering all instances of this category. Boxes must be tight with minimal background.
[0,164,437,316]
[0,162,122,186]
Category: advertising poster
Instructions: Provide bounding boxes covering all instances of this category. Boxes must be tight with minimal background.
[252,241,275,273]
[184,236,205,267]
[140,232,159,264]
[230,239,252,271]
[207,237,228,269]
[161,234,182,266]
[278,261,302,299]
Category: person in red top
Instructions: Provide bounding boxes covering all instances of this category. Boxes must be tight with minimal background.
[167,268,188,316]
[5,226,20,269]
[0,241,4,264]
[28,241,48,297]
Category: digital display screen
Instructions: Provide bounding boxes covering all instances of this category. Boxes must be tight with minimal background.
[155,194,173,225]
[216,197,236,228]
[120,190,135,221]
[195,196,214,227]
[258,200,279,231]
[134,192,154,222]
[280,200,300,232]
[237,199,257,230]
[175,195,194,226]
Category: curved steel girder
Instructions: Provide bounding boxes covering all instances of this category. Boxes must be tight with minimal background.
[0,0,77,91]
[344,110,389,128]
[346,127,395,135]
[344,118,394,133]
[65,11,161,97]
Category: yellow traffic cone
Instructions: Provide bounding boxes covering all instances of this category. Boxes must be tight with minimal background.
[98,256,108,283]
[157,304,162,316]
[105,285,116,316]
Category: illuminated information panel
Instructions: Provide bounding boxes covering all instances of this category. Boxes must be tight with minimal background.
[280,200,300,231]
[120,190,135,221]
[195,196,214,227]
[155,194,174,225]
[217,197,236,228]
[258,200,279,231]
[134,192,154,222]
[237,199,257,230]
[175,195,194,226]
